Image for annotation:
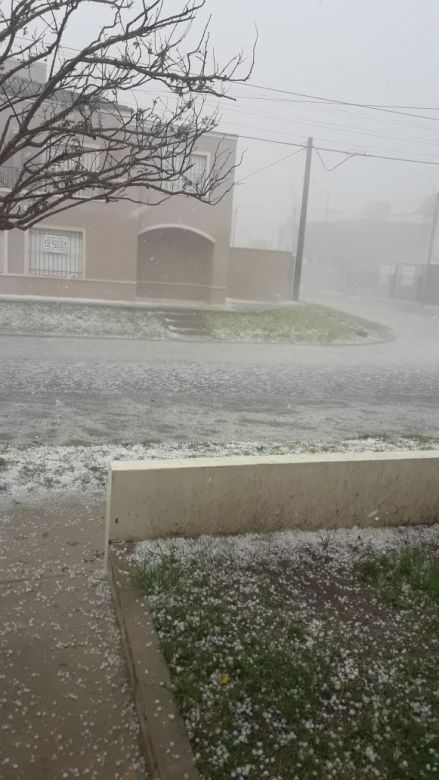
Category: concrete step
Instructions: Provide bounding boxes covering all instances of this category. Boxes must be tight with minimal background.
[163,310,205,339]
[166,325,203,337]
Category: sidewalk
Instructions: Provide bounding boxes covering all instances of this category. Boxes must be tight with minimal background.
[308,291,439,341]
[0,495,148,779]
[0,292,225,312]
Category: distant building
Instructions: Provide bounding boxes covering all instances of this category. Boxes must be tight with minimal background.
[278,221,296,253]
[301,217,432,296]
[248,239,271,250]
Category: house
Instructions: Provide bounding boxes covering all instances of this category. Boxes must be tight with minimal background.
[0,60,298,306]
[0,60,238,305]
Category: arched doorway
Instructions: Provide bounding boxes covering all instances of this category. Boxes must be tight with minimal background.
[137,224,215,302]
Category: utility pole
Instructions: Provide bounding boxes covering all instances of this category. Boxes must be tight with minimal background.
[421,191,439,305]
[292,137,313,301]
[231,207,238,246]
[426,192,439,265]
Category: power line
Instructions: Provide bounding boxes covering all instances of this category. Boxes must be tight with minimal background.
[314,148,357,172]
[236,147,305,183]
[237,133,439,167]
[242,82,439,123]
[124,79,439,140]
[224,90,439,133]
[129,86,439,157]
[14,32,439,123]
[127,86,439,148]
[236,92,439,117]
[124,84,439,137]
[355,103,439,111]
[11,34,439,162]
[317,144,439,167]
[216,101,439,150]
[13,32,439,120]
[221,119,439,162]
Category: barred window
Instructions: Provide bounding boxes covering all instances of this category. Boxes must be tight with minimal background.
[47,145,100,199]
[28,227,83,279]
[186,153,208,186]
[170,153,209,192]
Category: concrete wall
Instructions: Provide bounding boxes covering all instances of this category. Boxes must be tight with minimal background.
[105,452,439,545]
[0,274,136,301]
[425,264,439,305]
[390,263,424,303]
[390,263,439,306]
[2,199,138,278]
[137,280,225,303]
[228,247,294,302]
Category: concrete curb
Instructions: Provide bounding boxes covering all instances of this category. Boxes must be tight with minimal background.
[106,452,439,545]
[0,330,170,343]
[0,328,396,348]
[108,548,201,780]
[0,293,225,312]
[0,295,395,346]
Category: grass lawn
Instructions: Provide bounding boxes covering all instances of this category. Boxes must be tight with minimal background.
[0,300,391,344]
[131,526,439,780]
[0,300,168,338]
[1,434,439,496]
[202,303,392,344]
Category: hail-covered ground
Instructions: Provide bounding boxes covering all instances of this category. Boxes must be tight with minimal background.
[0,300,168,339]
[1,436,438,778]
[130,525,439,780]
[0,299,391,345]
[0,434,438,499]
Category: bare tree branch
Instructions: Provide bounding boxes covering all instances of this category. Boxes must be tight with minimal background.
[0,0,255,230]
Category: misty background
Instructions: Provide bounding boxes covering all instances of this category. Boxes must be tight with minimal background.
[59,0,439,279]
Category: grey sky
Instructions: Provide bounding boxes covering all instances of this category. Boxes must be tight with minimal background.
[204,0,439,246]
[64,0,439,246]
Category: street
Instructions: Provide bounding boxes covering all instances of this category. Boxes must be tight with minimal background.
[1,298,438,445]
[0,295,438,779]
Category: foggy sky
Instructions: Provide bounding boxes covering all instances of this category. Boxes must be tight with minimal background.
[64,0,439,247]
[208,0,439,247]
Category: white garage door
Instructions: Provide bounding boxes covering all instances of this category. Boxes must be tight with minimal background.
[28,227,83,278]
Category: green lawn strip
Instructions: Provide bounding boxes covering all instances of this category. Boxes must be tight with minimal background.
[201,303,392,344]
[131,539,439,780]
[1,300,391,344]
[359,545,439,607]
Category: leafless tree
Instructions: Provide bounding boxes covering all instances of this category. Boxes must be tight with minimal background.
[0,0,254,230]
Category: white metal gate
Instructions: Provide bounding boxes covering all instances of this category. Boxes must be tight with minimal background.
[28,227,83,278]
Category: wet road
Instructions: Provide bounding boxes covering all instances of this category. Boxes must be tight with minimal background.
[0,297,438,445]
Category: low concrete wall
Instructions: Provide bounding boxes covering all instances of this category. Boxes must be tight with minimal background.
[0,274,136,301]
[136,280,227,304]
[228,247,294,302]
[105,452,439,546]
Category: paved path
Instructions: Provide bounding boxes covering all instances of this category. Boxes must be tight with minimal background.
[0,496,148,779]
